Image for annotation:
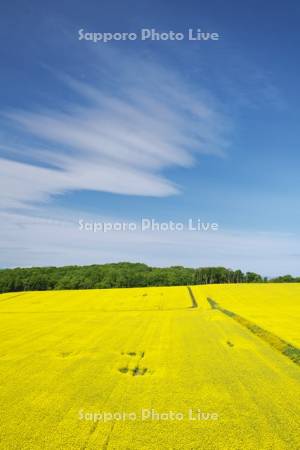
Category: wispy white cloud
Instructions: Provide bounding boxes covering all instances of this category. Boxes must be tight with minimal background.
[1,52,230,208]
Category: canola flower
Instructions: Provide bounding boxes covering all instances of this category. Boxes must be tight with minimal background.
[195,283,300,347]
[0,285,299,449]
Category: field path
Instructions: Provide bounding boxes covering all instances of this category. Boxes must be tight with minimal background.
[187,286,198,308]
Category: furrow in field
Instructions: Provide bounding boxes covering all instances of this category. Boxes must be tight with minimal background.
[187,286,198,308]
[207,296,300,366]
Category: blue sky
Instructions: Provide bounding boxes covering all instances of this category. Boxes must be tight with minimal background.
[1,0,300,275]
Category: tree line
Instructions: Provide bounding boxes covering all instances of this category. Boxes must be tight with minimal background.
[0,262,297,293]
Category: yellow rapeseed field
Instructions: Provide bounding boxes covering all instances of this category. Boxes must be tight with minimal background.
[0,285,299,449]
[195,283,300,347]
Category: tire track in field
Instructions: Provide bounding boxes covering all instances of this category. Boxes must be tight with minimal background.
[0,292,26,303]
[207,297,300,366]
[79,312,157,449]
[187,286,198,308]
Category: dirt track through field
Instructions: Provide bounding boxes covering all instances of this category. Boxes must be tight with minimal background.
[187,286,198,308]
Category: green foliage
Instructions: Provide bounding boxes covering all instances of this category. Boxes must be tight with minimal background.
[271,274,300,283]
[0,262,269,293]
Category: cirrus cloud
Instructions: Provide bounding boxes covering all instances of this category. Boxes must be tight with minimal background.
[1,52,231,208]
